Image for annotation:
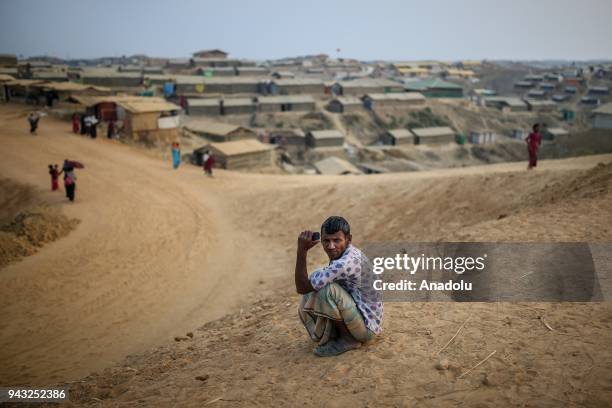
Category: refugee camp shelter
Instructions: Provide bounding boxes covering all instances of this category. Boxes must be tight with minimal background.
[483,97,527,112]
[32,82,111,106]
[527,89,547,100]
[0,53,18,67]
[515,81,535,89]
[314,157,361,175]
[201,77,261,94]
[380,129,414,145]
[404,78,463,98]
[332,78,404,96]
[187,98,221,115]
[362,92,425,111]
[326,96,363,113]
[195,139,275,170]
[525,99,557,112]
[306,130,345,148]
[270,78,324,95]
[197,67,236,77]
[258,95,315,112]
[81,71,142,88]
[236,67,269,77]
[192,49,228,59]
[588,86,609,96]
[221,98,256,115]
[543,127,568,140]
[592,103,612,130]
[268,128,306,150]
[3,79,48,103]
[118,98,182,143]
[185,118,256,142]
[411,127,456,145]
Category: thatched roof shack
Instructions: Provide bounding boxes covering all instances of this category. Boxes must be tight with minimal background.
[380,129,414,145]
[363,92,425,111]
[326,96,363,113]
[194,139,275,169]
[306,129,345,148]
[314,157,361,175]
[411,126,456,145]
[118,98,182,143]
[184,118,256,142]
[258,95,315,112]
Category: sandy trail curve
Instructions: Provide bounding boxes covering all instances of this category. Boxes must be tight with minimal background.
[1,103,611,387]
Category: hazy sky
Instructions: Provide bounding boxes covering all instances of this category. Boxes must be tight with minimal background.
[1,0,611,61]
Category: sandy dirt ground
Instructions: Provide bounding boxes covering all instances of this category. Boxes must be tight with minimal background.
[0,103,611,406]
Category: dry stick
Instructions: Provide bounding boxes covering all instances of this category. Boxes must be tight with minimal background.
[539,316,554,331]
[437,314,472,355]
[458,350,497,379]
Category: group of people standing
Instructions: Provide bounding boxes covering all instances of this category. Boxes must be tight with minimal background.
[170,143,215,176]
[71,113,116,139]
[48,160,81,202]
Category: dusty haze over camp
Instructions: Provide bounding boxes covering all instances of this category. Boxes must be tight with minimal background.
[1,0,612,61]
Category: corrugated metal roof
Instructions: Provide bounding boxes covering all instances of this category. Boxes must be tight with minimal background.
[314,157,361,175]
[338,78,402,88]
[32,82,110,92]
[410,126,455,137]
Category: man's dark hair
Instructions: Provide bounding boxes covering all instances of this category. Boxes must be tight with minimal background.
[321,216,350,237]
[533,123,540,131]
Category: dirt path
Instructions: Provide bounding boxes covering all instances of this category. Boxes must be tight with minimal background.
[0,105,278,385]
[1,103,610,387]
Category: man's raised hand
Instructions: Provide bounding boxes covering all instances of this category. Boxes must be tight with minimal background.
[297,230,319,253]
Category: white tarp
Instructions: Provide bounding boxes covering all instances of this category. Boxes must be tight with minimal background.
[158,116,179,129]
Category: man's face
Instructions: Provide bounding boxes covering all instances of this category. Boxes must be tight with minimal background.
[321,230,352,261]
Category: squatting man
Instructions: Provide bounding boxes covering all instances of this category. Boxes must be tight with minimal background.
[295,216,382,357]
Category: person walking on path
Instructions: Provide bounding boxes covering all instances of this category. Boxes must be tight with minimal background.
[107,119,115,139]
[171,142,181,169]
[59,160,80,202]
[28,111,40,134]
[203,150,215,177]
[48,164,60,191]
[72,113,80,134]
[526,123,542,170]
